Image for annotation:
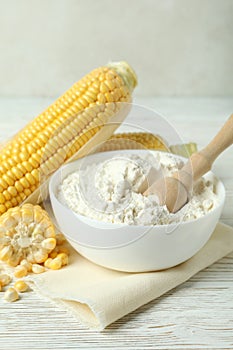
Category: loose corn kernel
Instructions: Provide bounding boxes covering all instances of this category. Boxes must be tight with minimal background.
[55,233,66,245]
[4,287,19,302]
[20,259,32,272]
[32,264,45,274]
[44,258,53,268]
[49,251,58,259]
[49,246,59,259]
[49,257,62,270]
[58,247,70,255]
[14,265,28,278]
[0,273,12,286]
[14,280,29,293]
[57,253,69,266]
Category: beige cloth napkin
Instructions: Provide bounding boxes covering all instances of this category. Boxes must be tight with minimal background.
[28,222,233,330]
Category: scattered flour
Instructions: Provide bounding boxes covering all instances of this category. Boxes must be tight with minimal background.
[58,152,219,226]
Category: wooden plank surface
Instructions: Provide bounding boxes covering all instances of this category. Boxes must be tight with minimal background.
[0,97,233,350]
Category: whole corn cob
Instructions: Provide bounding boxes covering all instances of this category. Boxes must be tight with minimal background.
[98,132,169,152]
[0,61,137,214]
[98,132,197,157]
[169,142,197,158]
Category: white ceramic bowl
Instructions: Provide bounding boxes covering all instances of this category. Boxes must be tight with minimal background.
[49,150,225,272]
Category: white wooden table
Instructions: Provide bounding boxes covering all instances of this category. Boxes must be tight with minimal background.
[0,97,233,350]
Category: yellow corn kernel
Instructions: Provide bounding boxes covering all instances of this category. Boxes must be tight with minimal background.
[4,287,19,302]
[25,252,35,264]
[10,206,21,221]
[57,253,69,266]
[0,273,12,286]
[44,257,53,268]
[32,206,44,223]
[0,213,17,228]
[32,264,45,274]
[7,253,20,267]
[5,201,12,209]
[3,191,12,202]
[44,225,56,238]
[14,265,28,278]
[58,247,70,255]
[49,257,62,270]
[8,186,17,197]
[0,193,5,204]
[21,206,34,223]
[55,233,66,245]
[49,250,58,259]
[33,249,48,264]
[20,259,32,272]
[14,280,29,293]
[0,61,137,213]
[0,282,2,292]
[11,197,18,206]
[41,238,56,252]
[37,217,51,231]
[0,245,13,261]
[15,181,24,193]
[0,204,6,214]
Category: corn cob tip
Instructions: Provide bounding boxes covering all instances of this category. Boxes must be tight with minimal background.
[108,61,138,93]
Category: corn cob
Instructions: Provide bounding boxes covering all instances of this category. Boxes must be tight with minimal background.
[0,203,57,266]
[98,132,197,158]
[0,61,137,214]
[97,132,169,152]
[169,142,198,158]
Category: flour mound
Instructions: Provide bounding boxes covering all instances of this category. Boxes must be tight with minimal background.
[58,152,219,226]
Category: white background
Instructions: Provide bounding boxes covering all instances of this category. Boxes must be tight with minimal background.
[0,0,232,97]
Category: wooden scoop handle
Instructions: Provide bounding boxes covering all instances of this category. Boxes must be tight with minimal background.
[175,114,233,191]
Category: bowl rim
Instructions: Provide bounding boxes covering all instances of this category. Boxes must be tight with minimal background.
[49,149,226,229]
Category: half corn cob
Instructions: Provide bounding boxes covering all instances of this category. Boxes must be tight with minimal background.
[0,202,70,268]
[0,203,56,266]
[0,61,137,214]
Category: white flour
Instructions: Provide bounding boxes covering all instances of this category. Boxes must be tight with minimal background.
[58,152,219,226]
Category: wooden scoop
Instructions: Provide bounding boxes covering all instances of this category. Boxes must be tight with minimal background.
[144,114,233,213]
